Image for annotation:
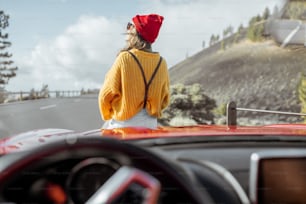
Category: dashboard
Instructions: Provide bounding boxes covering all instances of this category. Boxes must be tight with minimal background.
[148,139,306,204]
[1,135,306,204]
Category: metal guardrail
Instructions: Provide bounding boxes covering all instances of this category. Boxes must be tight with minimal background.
[226,101,306,126]
[2,90,99,103]
[7,90,84,100]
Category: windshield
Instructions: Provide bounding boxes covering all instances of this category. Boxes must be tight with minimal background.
[1,0,306,136]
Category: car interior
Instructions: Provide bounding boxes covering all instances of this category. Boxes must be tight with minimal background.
[1,132,306,204]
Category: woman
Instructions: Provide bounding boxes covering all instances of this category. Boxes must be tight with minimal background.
[98,14,170,129]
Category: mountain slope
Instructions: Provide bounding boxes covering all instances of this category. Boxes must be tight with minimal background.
[169,40,306,122]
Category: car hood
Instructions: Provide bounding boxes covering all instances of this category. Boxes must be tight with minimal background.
[1,124,306,154]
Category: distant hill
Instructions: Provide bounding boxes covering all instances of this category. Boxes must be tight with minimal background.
[169,1,306,124]
[169,39,306,123]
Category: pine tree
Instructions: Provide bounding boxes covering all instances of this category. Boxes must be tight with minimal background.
[209,34,215,46]
[262,7,271,20]
[0,11,18,86]
[247,15,265,42]
[238,24,244,33]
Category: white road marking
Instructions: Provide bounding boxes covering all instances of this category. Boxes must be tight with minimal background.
[40,104,57,110]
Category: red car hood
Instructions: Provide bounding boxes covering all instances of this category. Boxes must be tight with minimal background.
[101,124,306,139]
[1,124,306,154]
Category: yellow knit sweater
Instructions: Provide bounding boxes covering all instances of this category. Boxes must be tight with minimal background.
[99,49,170,121]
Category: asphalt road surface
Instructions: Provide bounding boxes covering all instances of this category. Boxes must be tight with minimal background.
[0,94,103,138]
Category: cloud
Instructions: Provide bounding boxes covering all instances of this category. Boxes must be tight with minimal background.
[7,0,285,91]
[11,15,125,91]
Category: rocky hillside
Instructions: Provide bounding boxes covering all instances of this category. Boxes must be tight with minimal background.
[169,39,306,123]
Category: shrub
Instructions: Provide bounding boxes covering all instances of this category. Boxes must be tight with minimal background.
[159,83,217,126]
[0,87,7,103]
[298,73,306,122]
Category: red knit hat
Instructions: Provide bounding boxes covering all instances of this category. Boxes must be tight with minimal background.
[132,14,164,44]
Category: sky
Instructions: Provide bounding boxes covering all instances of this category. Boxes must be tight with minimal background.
[1,0,285,92]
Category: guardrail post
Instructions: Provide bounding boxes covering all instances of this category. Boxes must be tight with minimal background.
[227,101,237,126]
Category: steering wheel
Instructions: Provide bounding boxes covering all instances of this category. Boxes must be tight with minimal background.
[0,135,214,204]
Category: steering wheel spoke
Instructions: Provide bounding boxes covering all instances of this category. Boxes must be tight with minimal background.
[86,166,161,204]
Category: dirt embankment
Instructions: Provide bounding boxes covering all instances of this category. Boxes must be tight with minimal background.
[169,40,306,123]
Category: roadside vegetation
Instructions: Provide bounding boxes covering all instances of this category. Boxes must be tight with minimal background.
[207,6,272,51]
[298,73,306,123]
[282,0,306,20]
[159,83,217,126]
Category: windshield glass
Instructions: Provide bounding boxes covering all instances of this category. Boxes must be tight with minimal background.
[2,0,306,136]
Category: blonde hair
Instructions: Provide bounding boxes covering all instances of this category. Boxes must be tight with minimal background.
[120,26,152,53]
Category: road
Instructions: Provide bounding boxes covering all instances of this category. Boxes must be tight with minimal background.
[267,19,306,45]
[0,94,103,138]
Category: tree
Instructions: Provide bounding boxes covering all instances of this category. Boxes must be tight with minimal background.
[272,5,280,19]
[209,34,220,46]
[215,34,220,42]
[0,11,18,86]
[262,7,271,20]
[209,34,216,46]
[220,39,225,51]
[202,40,205,49]
[223,25,234,39]
[238,24,244,33]
[234,24,244,44]
[0,86,7,103]
[247,15,265,42]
